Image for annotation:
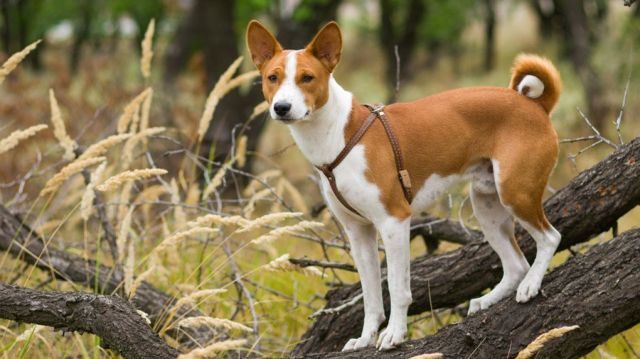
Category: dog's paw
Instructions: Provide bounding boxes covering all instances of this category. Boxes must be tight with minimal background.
[342,334,375,351]
[467,297,484,315]
[516,274,542,302]
[376,325,406,350]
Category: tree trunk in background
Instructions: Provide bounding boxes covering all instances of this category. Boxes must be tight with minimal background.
[483,0,496,72]
[275,0,342,49]
[531,0,610,129]
[164,0,262,171]
[379,0,426,103]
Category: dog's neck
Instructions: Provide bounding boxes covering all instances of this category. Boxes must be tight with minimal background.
[287,75,354,166]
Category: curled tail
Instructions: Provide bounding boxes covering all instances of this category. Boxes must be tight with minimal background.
[509,54,562,114]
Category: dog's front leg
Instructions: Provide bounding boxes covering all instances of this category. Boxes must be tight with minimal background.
[376,217,412,350]
[341,221,385,351]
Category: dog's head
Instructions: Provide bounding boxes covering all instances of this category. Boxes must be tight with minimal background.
[246,20,342,124]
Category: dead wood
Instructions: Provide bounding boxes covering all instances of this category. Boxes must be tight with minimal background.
[300,228,640,358]
[0,204,223,348]
[0,283,179,359]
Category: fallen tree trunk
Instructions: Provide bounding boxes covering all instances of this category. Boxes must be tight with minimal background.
[293,136,640,354]
[302,228,640,358]
[0,205,221,347]
[0,283,178,359]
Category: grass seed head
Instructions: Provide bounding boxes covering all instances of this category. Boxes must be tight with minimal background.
[0,124,48,155]
[49,89,77,161]
[96,168,167,192]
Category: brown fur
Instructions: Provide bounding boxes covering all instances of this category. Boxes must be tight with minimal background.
[248,21,561,232]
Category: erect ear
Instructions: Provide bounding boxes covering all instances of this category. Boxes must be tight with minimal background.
[246,20,282,70]
[305,21,342,72]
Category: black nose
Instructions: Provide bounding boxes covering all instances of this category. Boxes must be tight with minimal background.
[274,102,291,117]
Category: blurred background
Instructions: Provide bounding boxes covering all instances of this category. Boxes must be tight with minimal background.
[0,0,639,357]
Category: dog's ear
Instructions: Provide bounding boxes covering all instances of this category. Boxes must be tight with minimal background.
[246,20,282,70]
[305,21,342,72]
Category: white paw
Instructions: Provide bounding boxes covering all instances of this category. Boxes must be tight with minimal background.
[467,297,484,315]
[376,325,406,350]
[342,334,375,351]
[516,274,542,302]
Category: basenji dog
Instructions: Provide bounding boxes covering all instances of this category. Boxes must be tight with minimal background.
[247,20,562,351]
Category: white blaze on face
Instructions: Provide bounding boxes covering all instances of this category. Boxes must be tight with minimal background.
[270,51,309,121]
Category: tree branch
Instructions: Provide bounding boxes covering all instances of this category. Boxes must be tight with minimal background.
[301,228,640,358]
[0,204,223,348]
[0,283,178,359]
[293,136,640,354]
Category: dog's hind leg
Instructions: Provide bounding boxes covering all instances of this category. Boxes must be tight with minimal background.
[341,220,385,351]
[468,186,530,315]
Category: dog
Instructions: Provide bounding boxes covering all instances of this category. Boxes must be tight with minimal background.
[246,20,562,351]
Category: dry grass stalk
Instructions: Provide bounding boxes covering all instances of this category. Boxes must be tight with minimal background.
[124,234,136,296]
[80,161,107,220]
[187,214,249,229]
[177,316,252,333]
[173,288,227,310]
[117,206,134,262]
[122,127,166,169]
[264,254,324,276]
[0,124,48,155]
[249,101,269,121]
[280,178,309,214]
[243,188,272,218]
[197,56,244,142]
[237,212,302,233]
[140,19,155,80]
[78,133,132,160]
[140,88,154,137]
[117,88,152,134]
[0,40,41,84]
[170,178,187,229]
[161,288,229,334]
[201,164,230,199]
[252,220,325,245]
[235,135,248,168]
[15,324,46,342]
[49,89,77,161]
[242,169,282,197]
[128,264,156,299]
[117,180,134,225]
[224,70,259,92]
[409,354,444,359]
[178,339,247,359]
[153,227,218,255]
[96,168,167,192]
[40,157,105,196]
[516,325,579,359]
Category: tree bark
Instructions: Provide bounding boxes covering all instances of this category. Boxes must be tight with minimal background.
[299,228,640,358]
[0,283,178,359]
[164,0,262,171]
[0,204,223,348]
[379,0,426,102]
[292,136,640,355]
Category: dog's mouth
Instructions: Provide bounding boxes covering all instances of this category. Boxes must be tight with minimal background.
[273,110,311,124]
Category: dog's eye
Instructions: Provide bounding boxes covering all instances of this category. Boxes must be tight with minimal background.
[267,74,278,83]
[301,74,314,83]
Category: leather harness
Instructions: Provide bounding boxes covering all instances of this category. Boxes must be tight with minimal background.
[316,104,413,217]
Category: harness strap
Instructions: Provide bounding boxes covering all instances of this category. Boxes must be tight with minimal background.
[316,104,413,217]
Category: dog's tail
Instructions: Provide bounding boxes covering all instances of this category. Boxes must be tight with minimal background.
[509,54,562,114]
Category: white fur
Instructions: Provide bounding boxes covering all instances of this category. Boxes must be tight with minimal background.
[517,74,544,99]
[270,51,309,120]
